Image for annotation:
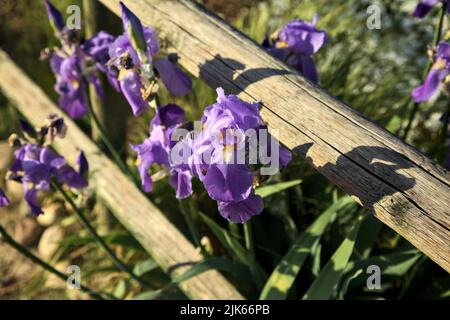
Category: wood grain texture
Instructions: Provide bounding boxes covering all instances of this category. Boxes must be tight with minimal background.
[98,0,450,272]
[0,50,243,300]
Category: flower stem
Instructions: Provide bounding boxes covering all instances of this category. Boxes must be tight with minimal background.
[228,222,240,239]
[402,3,447,140]
[178,199,205,255]
[402,102,420,140]
[52,181,152,289]
[0,224,107,300]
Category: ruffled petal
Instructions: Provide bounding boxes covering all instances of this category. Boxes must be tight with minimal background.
[278,18,328,56]
[151,104,185,128]
[412,66,449,102]
[218,194,263,223]
[203,164,253,202]
[58,86,89,119]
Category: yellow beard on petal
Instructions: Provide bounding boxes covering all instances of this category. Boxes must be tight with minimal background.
[445,74,450,84]
[135,157,142,166]
[253,175,260,188]
[223,144,234,163]
[432,58,447,70]
[118,68,132,81]
[71,80,80,89]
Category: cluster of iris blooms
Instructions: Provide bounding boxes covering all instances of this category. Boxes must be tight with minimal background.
[0,115,88,215]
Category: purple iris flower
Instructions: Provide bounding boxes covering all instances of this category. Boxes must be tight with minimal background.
[131,104,191,196]
[194,89,263,221]
[170,88,292,223]
[9,144,88,215]
[108,2,192,116]
[0,189,9,208]
[263,16,328,82]
[412,0,449,18]
[7,115,88,215]
[412,41,450,102]
[52,53,90,119]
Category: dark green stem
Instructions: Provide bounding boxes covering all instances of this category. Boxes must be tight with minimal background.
[228,222,240,240]
[243,221,255,257]
[402,102,420,140]
[52,181,152,289]
[0,224,106,300]
[402,3,447,140]
[178,199,205,255]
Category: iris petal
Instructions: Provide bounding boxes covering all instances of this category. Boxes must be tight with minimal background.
[119,70,148,116]
[218,194,263,224]
[154,58,192,96]
[412,67,449,102]
[203,164,253,202]
[0,189,9,208]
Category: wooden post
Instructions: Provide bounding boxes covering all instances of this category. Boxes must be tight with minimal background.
[83,0,130,235]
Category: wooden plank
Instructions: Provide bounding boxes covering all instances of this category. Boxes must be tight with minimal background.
[0,50,243,300]
[98,0,450,272]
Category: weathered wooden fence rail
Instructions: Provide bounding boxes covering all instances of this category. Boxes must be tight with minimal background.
[0,50,243,299]
[97,0,450,272]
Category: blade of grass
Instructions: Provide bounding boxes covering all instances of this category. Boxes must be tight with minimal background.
[343,250,421,293]
[133,257,241,300]
[302,214,363,300]
[255,179,302,198]
[133,259,159,277]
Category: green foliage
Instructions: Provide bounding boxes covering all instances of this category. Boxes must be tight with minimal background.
[260,196,354,300]
[199,212,268,291]
[255,179,302,198]
[302,215,362,300]
[133,257,243,300]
